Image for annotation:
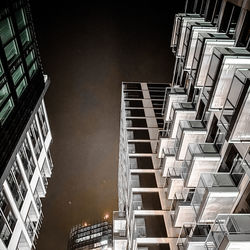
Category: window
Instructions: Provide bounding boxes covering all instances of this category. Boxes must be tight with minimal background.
[20,28,30,47]
[16,77,27,97]
[219,2,241,34]
[7,162,27,210]
[0,84,10,106]
[0,61,3,77]
[4,40,19,63]
[29,121,42,158]
[25,50,35,67]
[0,98,14,124]
[15,9,27,30]
[12,65,24,85]
[0,18,13,44]
[28,62,38,78]
[37,105,48,139]
[206,115,218,143]
[237,10,250,48]
[19,139,36,181]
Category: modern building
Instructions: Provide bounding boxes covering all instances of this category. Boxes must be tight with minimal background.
[68,221,113,250]
[113,0,250,249]
[0,0,53,249]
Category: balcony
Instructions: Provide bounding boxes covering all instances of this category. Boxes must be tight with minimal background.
[177,223,210,250]
[220,69,250,142]
[182,143,220,188]
[166,167,187,199]
[159,140,180,177]
[170,190,196,228]
[113,211,127,238]
[171,13,203,54]
[183,22,216,71]
[205,214,250,250]
[190,32,234,87]
[191,173,239,223]
[163,87,187,122]
[169,102,196,138]
[175,120,207,160]
[203,47,250,110]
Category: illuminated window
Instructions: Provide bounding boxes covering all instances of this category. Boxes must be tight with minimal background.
[20,28,30,47]
[28,62,37,78]
[0,84,10,106]
[4,40,19,63]
[25,50,35,67]
[16,77,27,97]
[0,61,3,76]
[0,98,14,124]
[15,9,26,30]
[0,18,13,44]
[12,65,24,85]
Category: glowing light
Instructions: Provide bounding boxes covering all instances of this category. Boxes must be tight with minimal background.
[83,222,88,227]
[104,214,109,220]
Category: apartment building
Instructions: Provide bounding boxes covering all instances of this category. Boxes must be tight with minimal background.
[0,0,53,249]
[67,221,113,250]
[113,0,250,249]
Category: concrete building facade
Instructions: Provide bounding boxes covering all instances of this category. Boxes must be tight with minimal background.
[113,0,250,249]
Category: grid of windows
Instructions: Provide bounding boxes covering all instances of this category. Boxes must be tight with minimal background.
[0,3,41,126]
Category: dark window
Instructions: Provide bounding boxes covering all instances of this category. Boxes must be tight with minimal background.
[126,119,147,127]
[124,91,143,99]
[196,100,205,120]
[236,10,250,48]
[124,83,141,90]
[128,142,152,153]
[126,109,145,117]
[219,2,241,34]
[206,115,218,143]
[125,100,143,107]
[127,129,150,140]
[219,144,240,172]
[129,157,154,169]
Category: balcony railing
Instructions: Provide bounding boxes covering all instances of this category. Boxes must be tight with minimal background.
[205,214,250,250]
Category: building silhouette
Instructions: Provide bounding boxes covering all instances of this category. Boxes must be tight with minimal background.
[113,0,250,249]
[0,0,53,249]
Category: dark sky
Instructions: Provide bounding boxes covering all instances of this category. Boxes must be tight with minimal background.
[30,1,184,249]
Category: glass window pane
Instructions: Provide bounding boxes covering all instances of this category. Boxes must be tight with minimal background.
[4,40,19,63]
[12,65,24,85]
[0,84,10,105]
[0,18,13,44]
[0,98,14,124]
[15,9,26,30]
[25,50,34,67]
[208,54,220,81]
[20,28,30,46]
[0,61,3,76]
[16,78,27,97]
[28,62,37,78]
[228,77,244,108]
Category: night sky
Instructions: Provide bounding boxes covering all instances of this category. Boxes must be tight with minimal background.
[30,1,185,249]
